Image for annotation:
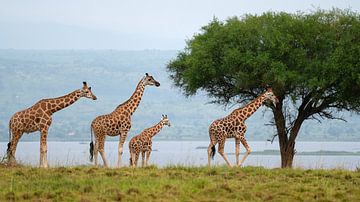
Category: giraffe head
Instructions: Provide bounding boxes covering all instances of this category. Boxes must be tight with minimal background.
[161,114,171,127]
[143,73,160,87]
[263,87,278,106]
[80,81,97,100]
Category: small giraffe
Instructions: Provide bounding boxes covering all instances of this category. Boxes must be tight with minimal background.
[208,87,278,167]
[90,73,160,167]
[129,115,170,167]
[7,82,97,168]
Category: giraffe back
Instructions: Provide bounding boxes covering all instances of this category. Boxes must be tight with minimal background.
[91,109,132,137]
[10,100,52,134]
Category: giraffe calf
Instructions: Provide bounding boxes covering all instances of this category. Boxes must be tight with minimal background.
[129,115,170,167]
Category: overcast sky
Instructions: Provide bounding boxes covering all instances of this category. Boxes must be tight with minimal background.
[0,0,359,50]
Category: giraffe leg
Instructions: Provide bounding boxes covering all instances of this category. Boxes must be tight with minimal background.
[7,131,22,164]
[145,150,151,166]
[117,132,127,167]
[94,140,99,166]
[207,140,217,166]
[134,152,140,167]
[239,137,251,167]
[218,140,232,167]
[141,151,145,167]
[98,136,109,167]
[235,137,241,166]
[130,152,136,167]
[39,130,49,168]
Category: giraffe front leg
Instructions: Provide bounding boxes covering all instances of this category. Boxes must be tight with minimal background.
[117,132,127,167]
[239,137,251,167]
[39,130,49,168]
[218,140,232,167]
[235,137,241,166]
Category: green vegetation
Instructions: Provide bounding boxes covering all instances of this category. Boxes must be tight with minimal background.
[0,165,359,201]
[167,9,360,167]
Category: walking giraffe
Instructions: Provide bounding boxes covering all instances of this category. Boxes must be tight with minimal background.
[208,87,278,167]
[7,82,97,168]
[129,115,170,167]
[90,73,160,167]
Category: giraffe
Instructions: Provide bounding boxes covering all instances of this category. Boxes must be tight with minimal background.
[207,87,278,167]
[7,82,97,168]
[89,73,160,167]
[129,115,170,167]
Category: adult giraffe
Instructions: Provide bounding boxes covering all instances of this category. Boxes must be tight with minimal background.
[208,87,278,167]
[7,82,97,168]
[90,73,160,167]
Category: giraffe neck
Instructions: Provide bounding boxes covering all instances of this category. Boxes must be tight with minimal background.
[115,78,146,115]
[234,93,266,120]
[47,90,82,114]
[148,121,165,138]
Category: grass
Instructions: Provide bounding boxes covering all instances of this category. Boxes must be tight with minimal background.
[0,164,359,201]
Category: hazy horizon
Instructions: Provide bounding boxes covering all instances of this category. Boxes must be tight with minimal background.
[1,0,359,50]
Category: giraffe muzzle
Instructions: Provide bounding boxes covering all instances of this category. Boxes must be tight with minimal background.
[155,81,160,87]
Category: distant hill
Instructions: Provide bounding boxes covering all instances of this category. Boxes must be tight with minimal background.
[0,50,359,142]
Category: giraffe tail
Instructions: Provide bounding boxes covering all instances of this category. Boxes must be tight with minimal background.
[89,126,94,162]
[210,145,216,160]
[7,119,12,155]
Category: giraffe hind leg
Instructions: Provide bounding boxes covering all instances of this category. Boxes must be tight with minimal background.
[218,140,232,167]
[207,141,217,166]
[207,129,217,166]
[145,150,151,167]
[141,151,145,167]
[89,141,94,162]
[7,131,22,164]
[97,136,109,167]
[94,141,99,166]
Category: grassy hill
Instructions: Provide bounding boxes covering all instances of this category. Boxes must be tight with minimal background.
[0,165,359,201]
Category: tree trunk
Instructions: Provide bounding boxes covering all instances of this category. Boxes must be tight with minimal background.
[280,140,295,168]
[273,98,304,168]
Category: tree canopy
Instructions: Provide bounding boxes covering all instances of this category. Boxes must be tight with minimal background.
[167,9,360,167]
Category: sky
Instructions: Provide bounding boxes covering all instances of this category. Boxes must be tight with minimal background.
[0,0,359,50]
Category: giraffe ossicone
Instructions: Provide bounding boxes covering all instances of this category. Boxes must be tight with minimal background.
[7,82,97,168]
[207,87,278,167]
[129,115,170,167]
[89,73,160,167]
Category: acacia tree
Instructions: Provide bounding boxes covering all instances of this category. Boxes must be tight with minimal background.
[167,9,360,168]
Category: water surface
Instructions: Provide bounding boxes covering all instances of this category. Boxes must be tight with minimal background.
[1,141,359,170]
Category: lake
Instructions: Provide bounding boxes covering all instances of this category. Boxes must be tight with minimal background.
[1,141,359,170]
